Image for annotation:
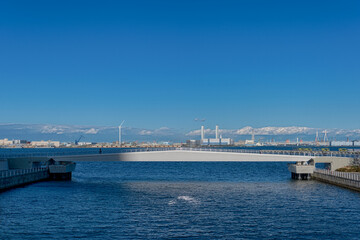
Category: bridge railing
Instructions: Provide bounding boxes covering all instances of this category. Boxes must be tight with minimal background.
[314,168,360,182]
[1,147,359,159]
[0,167,48,179]
[0,147,177,159]
[178,147,360,158]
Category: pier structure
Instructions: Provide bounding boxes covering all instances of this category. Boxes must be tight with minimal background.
[0,157,76,191]
[288,160,315,180]
[287,156,360,191]
[48,160,76,180]
[288,156,353,180]
[0,167,49,191]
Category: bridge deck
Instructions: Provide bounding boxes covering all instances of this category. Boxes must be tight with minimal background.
[2,148,353,165]
[53,150,312,162]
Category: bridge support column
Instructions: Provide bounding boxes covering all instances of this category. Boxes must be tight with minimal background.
[49,172,72,181]
[291,173,312,180]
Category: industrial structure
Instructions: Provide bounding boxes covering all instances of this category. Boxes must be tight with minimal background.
[245,130,256,145]
[200,125,233,146]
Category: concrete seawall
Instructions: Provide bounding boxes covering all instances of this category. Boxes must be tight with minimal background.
[313,169,360,192]
[0,168,49,191]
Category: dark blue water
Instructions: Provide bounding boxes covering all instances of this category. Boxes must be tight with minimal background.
[1,162,360,239]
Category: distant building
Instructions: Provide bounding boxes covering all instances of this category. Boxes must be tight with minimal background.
[234,140,246,146]
[186,140,200,148]
[77,142,93,146]
[244,139,255,145]
[244,130,255,146]
[31,140,60,148]
[13,140,27,144]
[0,138,13,146]
[0,138,27,146]
[330,141,360,147]
[201,138,233,146]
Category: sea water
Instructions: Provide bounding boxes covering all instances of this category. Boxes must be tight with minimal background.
[1,161,359,239]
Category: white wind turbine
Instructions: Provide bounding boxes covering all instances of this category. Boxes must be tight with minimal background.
[118,120,125,147]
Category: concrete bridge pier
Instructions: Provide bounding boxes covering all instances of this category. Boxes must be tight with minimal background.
[288,161,315,180]
[48,161,76,181]
[49,172,72,181]
[291,172,312,180]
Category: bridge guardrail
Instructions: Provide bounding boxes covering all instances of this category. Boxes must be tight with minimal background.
[178,147,360,158]
[1,147,359,159]
[0,147,177,159]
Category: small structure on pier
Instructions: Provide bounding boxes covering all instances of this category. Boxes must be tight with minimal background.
[288,160,315,180]
[48,160,76,180]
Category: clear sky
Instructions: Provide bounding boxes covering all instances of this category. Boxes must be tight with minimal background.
[1,0,359,131]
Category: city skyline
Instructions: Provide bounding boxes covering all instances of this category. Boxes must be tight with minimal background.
[1,1,360,130]
[1,122,360,143]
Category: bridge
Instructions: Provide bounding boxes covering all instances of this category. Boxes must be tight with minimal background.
[1,147,357,190]
[2,147,354,171]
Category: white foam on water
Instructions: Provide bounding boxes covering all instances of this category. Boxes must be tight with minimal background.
[177,195,193,201]
[168,195,200,205]
[168,200,176,205]
[178,195,200,204]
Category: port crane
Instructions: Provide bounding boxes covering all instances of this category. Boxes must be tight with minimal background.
[75,135,84,145]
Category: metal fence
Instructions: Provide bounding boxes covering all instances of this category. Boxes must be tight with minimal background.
[314,168,360,182]
[0,167,48,179]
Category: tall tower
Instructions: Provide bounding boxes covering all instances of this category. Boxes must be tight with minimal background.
[215,125,219,139]
[201,126,205,140]
[119,120,125,147]
[315,131,319,143]
[118,126,121,145]
[323,130,328,142]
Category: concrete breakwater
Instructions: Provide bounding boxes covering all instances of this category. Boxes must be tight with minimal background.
[0,168,49,191]
[313,169,360,192]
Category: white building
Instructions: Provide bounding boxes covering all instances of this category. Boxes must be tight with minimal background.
[31,140,60,148]
[330,141,360,147]
[77,142,93,146]
[0,138,27,146]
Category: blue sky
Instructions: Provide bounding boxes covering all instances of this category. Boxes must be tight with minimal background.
[1,0,360,132]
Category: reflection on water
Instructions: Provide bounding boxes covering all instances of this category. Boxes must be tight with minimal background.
[1,162,359,239]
